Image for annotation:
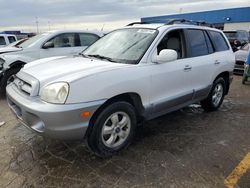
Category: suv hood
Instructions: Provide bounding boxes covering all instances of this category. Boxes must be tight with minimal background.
[0,46,22,54]
[22,56,130,85]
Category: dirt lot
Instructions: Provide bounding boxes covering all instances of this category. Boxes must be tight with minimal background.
[0,75,249,188]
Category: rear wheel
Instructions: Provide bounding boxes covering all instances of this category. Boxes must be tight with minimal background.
[201,77,226,112]
[87,101,137,158]
[0,67,21,97]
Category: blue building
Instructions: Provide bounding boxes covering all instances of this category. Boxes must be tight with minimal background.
[141,7,250,31]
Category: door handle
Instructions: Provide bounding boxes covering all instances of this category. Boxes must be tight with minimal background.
[184,65,192,71]
[214,60,221,65]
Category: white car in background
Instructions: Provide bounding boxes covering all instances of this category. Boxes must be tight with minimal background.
[0,30,104,95]
[234,43,250,73]
[0,38,28,54]
[0,34,17,47]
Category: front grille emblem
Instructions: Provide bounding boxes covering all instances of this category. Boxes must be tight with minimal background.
[17,80,24,89]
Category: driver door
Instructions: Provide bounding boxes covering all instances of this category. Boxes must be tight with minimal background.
[39,33,77,59]
[150,29,194,117]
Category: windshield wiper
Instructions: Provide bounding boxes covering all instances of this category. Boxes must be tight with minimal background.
[80,53,90,58]
[87,54,115,62]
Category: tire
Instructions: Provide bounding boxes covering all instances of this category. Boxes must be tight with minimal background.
[201,77,226,112]
[87,101,137,158]
[0,67,21,97]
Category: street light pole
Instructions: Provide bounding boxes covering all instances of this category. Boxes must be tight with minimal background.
[35,17,39,34]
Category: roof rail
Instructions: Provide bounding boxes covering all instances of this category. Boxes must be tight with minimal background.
[126,19,214,28]
[165,18,214,27]
[126,22,149,26]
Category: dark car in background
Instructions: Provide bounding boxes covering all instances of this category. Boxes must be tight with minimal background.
[224,30,249,50]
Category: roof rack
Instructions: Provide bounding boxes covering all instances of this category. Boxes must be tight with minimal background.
[126,22,150,26]
[126,19,214,28]
[165,19,214,27]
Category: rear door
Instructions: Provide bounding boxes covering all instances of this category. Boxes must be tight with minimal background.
[183,29,216,100]
[207,30,234,78]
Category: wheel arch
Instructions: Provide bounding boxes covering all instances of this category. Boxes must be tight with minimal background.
[214,71,230,95]
[9,61,26,69]
[85,92,145,138]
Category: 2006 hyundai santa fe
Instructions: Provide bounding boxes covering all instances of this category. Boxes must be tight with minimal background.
[7,20,235,157]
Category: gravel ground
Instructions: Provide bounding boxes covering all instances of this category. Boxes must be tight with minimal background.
[0,75,249,188]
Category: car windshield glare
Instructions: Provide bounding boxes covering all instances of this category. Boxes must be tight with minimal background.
[84,28,158,64]
[19,33,49,48]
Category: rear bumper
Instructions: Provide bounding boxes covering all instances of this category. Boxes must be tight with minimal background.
[6,83,105,140]
[234,61,245,73]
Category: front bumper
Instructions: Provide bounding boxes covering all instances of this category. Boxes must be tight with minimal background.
[6,83,105,140]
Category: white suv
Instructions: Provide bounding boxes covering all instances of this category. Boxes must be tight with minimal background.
[6,21,235,157]
[0,34,17,47]
[0,30,104,95]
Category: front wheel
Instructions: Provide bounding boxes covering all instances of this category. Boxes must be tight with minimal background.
[87,101,137,158]
[201,77,226,112]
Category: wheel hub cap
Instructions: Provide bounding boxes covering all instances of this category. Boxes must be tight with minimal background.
[212,83,223,107]
[101,111,131,148]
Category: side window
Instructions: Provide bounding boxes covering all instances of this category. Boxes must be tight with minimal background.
[47,33,75,48]
[8,36,16,43]
[208,31,229,52]
[0,37,6,45]
[185,29,209,57]
[157,29,184,59]
[78,33,100,46]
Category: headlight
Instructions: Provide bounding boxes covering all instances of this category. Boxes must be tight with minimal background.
[40,82,69,104]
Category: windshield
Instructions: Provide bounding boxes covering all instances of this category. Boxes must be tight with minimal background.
[224,31,249,40]
[19,33,49,48]
[83,28,158,64]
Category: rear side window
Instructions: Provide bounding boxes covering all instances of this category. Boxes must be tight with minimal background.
[0,37,6,45]
[8,36,16,43]
[208,31,229,52]
[185,29,209,57]
[78,33,100,46]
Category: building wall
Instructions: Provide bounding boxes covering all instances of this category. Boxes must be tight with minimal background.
[224,22,250,31]
[141,7,250,27]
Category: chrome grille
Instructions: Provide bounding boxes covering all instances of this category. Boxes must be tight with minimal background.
[13,77,32,95]
[12,72,40,96]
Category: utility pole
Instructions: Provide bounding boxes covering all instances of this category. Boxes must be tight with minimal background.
[35,17,39,34]
[179,8,183,14]
[101,24,105,31]
[48,21,51,31]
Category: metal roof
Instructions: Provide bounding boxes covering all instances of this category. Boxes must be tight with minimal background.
[141,7,250,24]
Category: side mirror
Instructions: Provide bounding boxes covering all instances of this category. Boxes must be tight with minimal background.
[157,49,178,63]
[43,41,54,49]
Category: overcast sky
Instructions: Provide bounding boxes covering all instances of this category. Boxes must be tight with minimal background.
[0,0,249,32]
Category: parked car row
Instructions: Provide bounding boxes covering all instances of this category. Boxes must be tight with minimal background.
[0,30,104,95]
